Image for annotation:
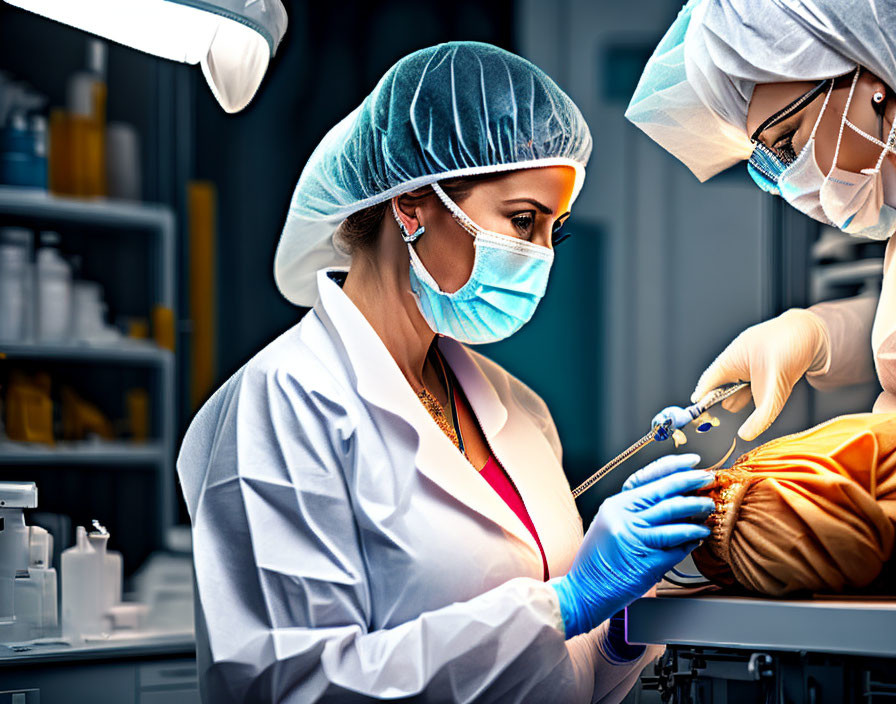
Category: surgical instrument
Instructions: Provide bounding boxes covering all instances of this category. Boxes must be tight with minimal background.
[571,382,749,499]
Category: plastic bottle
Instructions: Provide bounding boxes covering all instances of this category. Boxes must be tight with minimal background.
[60,526,103,641]
[60,522,122,641]
[34,231,72,342]
[0,83,48,190]
[90,530,122,617]
[67,40,107,197]
[0,227,32,342]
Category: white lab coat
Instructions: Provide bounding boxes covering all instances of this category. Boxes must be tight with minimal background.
[177,269,663,703]
[808,236,896,409]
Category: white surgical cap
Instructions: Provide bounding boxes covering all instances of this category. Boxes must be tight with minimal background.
[275,41,592,306]
[625,0,896,182]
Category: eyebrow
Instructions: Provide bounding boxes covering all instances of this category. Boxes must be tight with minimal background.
[750,79,830,142]
[761,119,796,148]
[502,197,553,215]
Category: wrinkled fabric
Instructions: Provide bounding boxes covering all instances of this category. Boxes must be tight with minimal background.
[177,269,661,703]
[806,295,878,392]
[693,413,896,596]
[626,0,895,182]
[275,42,592,305]
[805,238,896,414]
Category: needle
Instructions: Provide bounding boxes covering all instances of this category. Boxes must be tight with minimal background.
[570,382,749,499]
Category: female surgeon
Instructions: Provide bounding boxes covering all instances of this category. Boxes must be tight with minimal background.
[177,42,716,703]
[627,0,896,440]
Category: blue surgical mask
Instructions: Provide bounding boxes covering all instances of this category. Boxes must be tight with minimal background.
[749,68,896,241]
[402,182,554,345]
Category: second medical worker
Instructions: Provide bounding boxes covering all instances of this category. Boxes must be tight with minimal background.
[178,42,715,703]
[629,0,896,440]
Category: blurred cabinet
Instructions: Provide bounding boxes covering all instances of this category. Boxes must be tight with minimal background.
[0,643,196,704]
[0,187,177,562]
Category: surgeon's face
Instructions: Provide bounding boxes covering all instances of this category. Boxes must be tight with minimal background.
[405,165,577,294]
[747,70,896,175]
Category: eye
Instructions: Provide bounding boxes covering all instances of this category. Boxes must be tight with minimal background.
[773,131,798,165]
[511,212,535,236]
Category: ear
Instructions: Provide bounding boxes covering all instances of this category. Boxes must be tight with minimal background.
[862,72,889,110]
[392,195,423,236]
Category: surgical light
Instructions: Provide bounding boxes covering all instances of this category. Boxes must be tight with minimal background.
[3,0,287,113]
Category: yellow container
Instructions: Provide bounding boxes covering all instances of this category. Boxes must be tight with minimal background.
[152,305,175,351]
[126,388,150,444]
[5,372,54,444]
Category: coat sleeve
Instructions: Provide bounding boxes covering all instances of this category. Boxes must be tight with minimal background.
[806,295,878,390]
[569,622,664,704]
[180,362,613,704]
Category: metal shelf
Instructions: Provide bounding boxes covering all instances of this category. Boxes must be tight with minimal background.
[0,441,165,466]
[0,187,175,308]
[0,187,174,231]
[0,185,178,536]
[0,340,172,366]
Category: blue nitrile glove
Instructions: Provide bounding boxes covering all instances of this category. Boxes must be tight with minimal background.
[552,454,714,638]
[652,406,695,440]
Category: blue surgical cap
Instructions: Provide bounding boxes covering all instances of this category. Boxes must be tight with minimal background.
[275,41,592,306]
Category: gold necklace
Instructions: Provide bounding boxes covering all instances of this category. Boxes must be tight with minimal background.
[416,347,464,451]
[416,387,460,450]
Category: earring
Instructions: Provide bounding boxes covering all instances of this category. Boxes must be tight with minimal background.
[874,91,886,104]
[391,200,425,243]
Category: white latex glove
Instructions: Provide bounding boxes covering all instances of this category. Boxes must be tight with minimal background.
[691,309,831,441]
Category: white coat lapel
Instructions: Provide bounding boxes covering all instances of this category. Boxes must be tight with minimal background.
[313,271,545,562]
[440,339,583,577]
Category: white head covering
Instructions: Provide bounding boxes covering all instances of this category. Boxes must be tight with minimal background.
[274,42,592,306]
[625,0,896,182]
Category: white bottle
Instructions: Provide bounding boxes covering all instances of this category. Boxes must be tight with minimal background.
[60,522,123,641]
[71,280,107,342]
[34,230,72,342]
[88,529,122,616]
[60,526,103,641]
[0,227,31,342]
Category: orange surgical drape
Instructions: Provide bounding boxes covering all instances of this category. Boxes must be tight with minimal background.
[693,413,896,596]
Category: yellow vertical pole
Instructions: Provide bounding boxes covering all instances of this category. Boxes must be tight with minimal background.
[188,181,217,410]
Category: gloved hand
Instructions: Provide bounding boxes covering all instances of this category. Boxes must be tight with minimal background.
[690,308,830,441]
[552,454,714,638]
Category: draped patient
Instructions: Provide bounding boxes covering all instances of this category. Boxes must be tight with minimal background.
[687,414,896,596]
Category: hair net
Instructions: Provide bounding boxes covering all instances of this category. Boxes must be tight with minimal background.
[625,0,896,182]
[275,41,592,306]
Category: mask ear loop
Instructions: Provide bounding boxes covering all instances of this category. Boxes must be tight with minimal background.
[430,182,480,238]
[430,181,555,260]
[842,105,896,173]
[825,68,896,177]
[824,68,861,178]
[809,78,836,145]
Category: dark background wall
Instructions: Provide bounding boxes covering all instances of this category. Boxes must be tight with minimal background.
[198,0,515,378]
